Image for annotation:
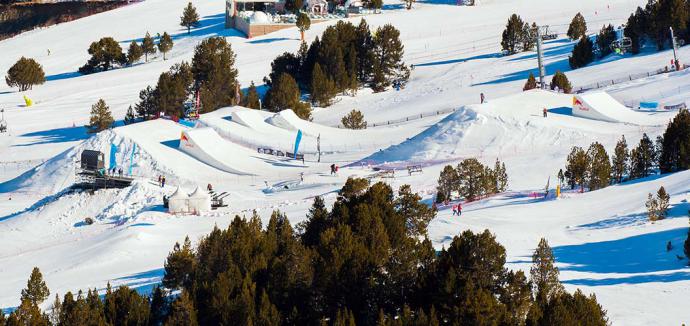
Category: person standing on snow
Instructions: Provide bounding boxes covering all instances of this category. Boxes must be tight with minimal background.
[161,176,166,188]
[480,93,485,104]
[543,108,548,118]
[452,204,458,216]
[457,203,463,216]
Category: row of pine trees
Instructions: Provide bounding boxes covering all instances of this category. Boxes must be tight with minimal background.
[435,158,508,203]
[1,178,611,326]
[560,109,690,192]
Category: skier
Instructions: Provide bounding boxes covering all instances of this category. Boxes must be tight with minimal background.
[543,108,548,118]
[480,93,485,104]
[451,204,458,216]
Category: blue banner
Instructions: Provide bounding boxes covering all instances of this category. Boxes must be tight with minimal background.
[293,129,303,159]
[109,143,118,169]
[128,143,137,176]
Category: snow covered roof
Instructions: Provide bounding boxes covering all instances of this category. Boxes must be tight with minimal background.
[170,187,188,199]
[189,186,209,199]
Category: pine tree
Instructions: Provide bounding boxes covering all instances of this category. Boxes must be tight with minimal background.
[79,37,127,74]
[192,37,239,112]
[355,19,374,84]
[596,24,616,57]
[657,186,670,220]
[371,24,409,92]
[565,146,588,191]
[243,81,261,109]
[265,73,312,120]
[457,158,485,201]
[86,99,114,134]
[612,135,629,183]
[501,14,527,55]
[21,267,50,305]
[163,236,196,291]
[156,62,193,117]
[523,72,537,91]
[6,298,49,326]
[341,109,367,129]
[494,159,508,192]
[569,35,594,69]
[684,218,690,262]
[630,133,655,179]
[180,2,200,34]
[126,40,143,65]
[310,63,337,107]
[436,165,458,203]
[124,105,135,124]
[135,85,158,120]
[586,142,611,191]
[149,286,169,326]
[646,193,660,222]
[142,32,157,62]
[165,291,198,326]
[550,71,572,93]
[158,32,174,60]
[522,22,538,51]
[5,57,46,91]
[530,238,563,305]
[660,108,690,173]
[296,12,311,42]
[567,12,588,40]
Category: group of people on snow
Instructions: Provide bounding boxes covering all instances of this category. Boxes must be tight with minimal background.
[157,175,166,188]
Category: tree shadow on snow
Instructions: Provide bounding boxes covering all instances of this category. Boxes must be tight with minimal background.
[14,125,88,146]
[413,52,502,68]
[576,200,690,230]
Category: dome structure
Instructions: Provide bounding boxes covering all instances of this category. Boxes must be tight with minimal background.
[249,11,271,24]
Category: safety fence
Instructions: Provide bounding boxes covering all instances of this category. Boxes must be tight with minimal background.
[573,65,689,94]
[335,107,458,129]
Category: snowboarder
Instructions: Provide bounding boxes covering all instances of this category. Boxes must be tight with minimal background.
[451,204,458,216]
[480,93,485,104]
[543,108,548,118]
[457,203,462,216]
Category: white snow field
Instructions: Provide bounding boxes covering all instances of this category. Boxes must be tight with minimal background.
[1,0,690,324]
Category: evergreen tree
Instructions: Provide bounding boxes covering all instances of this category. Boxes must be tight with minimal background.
[142,32,157,62]
[630,133,655,179]
[149,286,169,326]
[298,196,331,247]
[596,24,616,57]
[569,35,594,69]
[457,158,485,201]
[355,19,374,84]
[191,37,239,112]
[243,81,261,109]
[21,267,50,305]
[624,8,646,54]
[296,12,311,42]
[163,236,196,291]
[371,24,409,92]
[135,85,158,120]
[124,105,135,124]
[284,0,304,12]
[565,146,588,191]
[265,73,312,120]
[522,22,538,51]
[86,99,114,134]
[567,12,588,40]
[158,32,174,60]
[6,298,49,326]
[650,0,689,50]
[155,62,193,117]
[436,165,458,203]
[612,135,630,183]
[586,142,611,191]
[79,37,126,74]
[530,238,563,305]
[180,2,200,34]
[550,71,572,93]
[501,14,527,55]
[127,40,144,65]
[341,109,367,129]
[310,63,337,107]
[646,192,660,222]
[494,159,508,192]
[523,72,537,91]
[165,291,197,326]
[660,108,690,173]
[537,289,609,325]
[657,186,670,220]
[5,57,46,91]
[500,270,532,325]
[103,286,150,325]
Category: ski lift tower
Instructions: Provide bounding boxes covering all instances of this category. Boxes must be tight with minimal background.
[535,26,546,89]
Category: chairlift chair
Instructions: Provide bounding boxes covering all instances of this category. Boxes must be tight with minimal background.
[540,25,558,41]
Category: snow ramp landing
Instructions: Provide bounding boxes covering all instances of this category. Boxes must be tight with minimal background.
[573,92,660,125]
[179,128,269,175]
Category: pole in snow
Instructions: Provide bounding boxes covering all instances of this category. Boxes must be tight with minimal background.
[536,25,546,89]
[670,27,680,71]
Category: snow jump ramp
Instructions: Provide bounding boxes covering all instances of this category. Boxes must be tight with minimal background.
[573,92,652,125]
[179,127,268,175]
